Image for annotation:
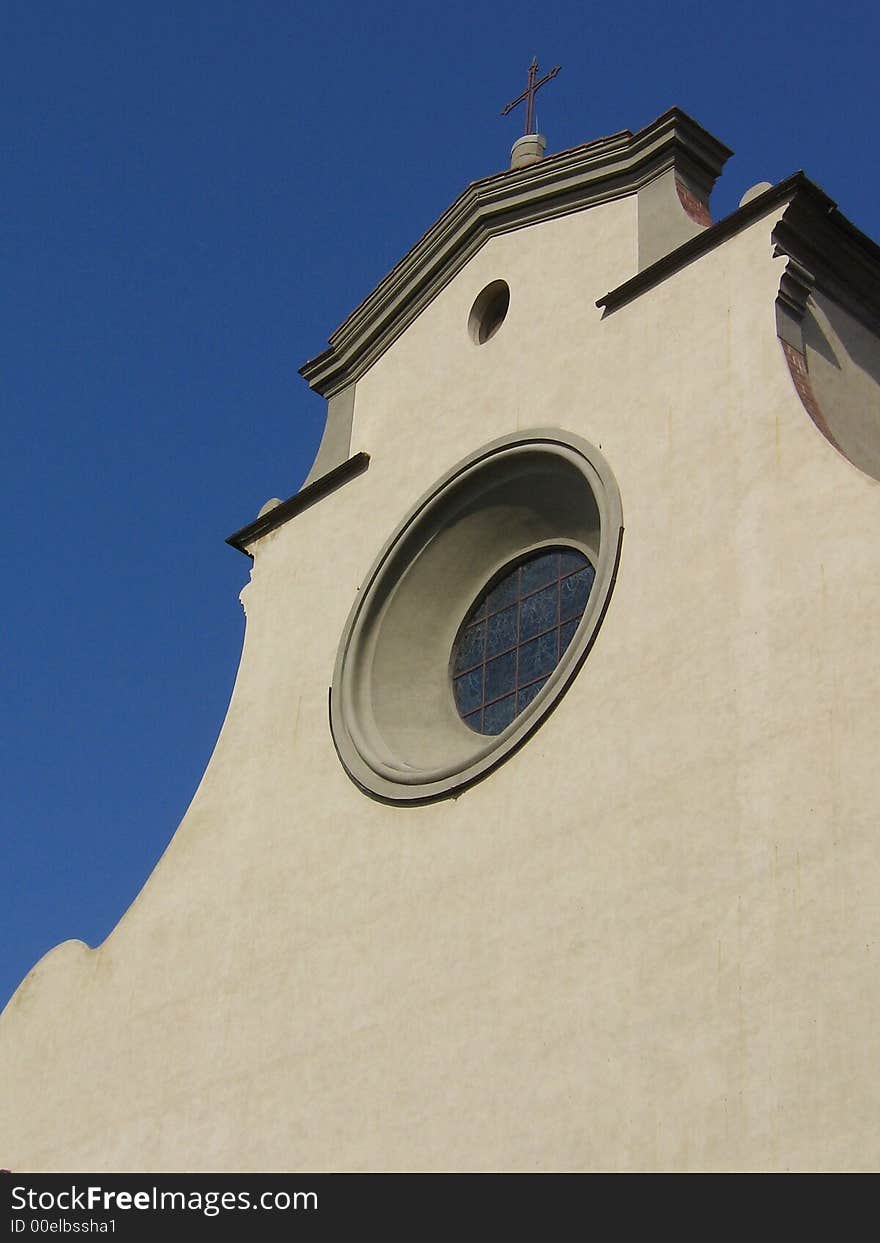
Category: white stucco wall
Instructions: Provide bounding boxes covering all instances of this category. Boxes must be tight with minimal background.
[3,190,880,1172]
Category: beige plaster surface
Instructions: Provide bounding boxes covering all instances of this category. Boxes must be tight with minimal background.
[3,189,880,1172]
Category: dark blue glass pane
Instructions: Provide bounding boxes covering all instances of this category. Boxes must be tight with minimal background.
[518,631,558,683]
[560,564,595,622]
[453,622,484,674]
[520,582,558,642]
[536,629,559,676]
[520,550,558,595]
[559,548,589,576]
[483,694,515,735]
[452,546,595,735]
[560,618,579,655]
[517,677,548,713]
[485,569,519,614]
[485,650,516,702]
[454,668,483,715]
[485,604,518,657]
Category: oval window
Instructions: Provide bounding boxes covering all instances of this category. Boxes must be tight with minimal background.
[468,280,510,344]
[329,431,622,803]
[451,548,595,734]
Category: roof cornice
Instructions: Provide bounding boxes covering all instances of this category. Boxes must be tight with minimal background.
[226,452,370,556]
[772,185,880,335]
[299,108,732,398]
[596,174,816,314]
[596,174,880,334]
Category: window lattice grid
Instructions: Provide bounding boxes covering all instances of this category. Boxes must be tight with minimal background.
[452,548,595,735]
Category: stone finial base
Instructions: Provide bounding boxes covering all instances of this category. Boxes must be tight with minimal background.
[510,133,546,169]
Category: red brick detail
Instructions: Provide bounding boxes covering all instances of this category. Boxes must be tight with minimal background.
[675,178,712,227]
[781,340,843,454]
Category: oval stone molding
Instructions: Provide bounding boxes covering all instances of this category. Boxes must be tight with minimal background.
[330,430,623,803]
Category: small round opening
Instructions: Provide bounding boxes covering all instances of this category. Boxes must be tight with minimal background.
[469,280,510,345]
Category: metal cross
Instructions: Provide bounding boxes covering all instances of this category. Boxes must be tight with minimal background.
[501,57,562,136]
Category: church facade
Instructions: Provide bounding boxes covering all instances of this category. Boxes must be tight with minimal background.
[3,107,880,1172]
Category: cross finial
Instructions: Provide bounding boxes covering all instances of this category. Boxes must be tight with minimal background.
[501,57,562,136]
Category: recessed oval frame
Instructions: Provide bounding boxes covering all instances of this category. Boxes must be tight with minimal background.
[330,429,623,803]
[468,279,510,344]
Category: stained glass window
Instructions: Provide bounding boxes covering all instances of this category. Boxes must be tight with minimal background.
[451,547,595,735]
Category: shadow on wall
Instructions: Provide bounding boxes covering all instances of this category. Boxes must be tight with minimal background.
[803,294,880,482]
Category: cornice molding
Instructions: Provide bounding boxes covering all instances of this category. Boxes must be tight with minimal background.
[597,174,880,333]
[597,174,812,314]
[226,452,370,556]
[299,108,732,398]
[772,191,880,338]
[775,254,815,349]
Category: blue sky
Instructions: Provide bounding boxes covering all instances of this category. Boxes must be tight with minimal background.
[2,0,878,1009]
